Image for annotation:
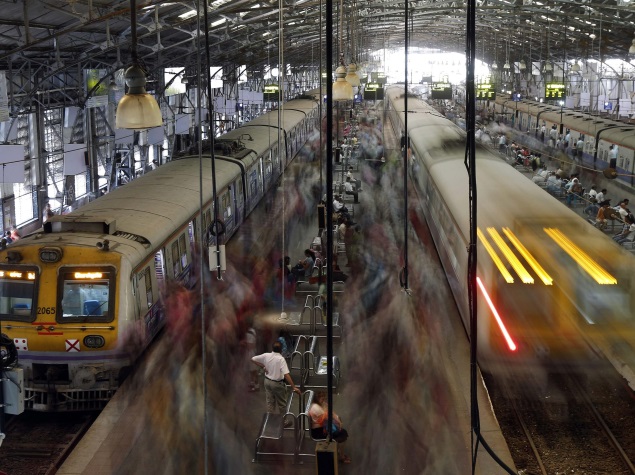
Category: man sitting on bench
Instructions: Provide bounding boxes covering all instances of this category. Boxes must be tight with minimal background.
[344,177,359,203]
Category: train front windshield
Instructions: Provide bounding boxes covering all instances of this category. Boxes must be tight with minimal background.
[0,267,37,321]
[58,268,115,322]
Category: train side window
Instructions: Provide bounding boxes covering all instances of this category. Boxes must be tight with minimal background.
[178,234,188,269]
[58,267,114,322]
[171,241,181,276]
[221,192,231,218]
[144,268,153,309]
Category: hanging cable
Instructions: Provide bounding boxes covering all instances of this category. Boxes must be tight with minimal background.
[278,0,286,317]
[466,0,515,473]
[194,0,209,472]
[325,0,335,446]
[401,0,409,291]
[202,0,222,282]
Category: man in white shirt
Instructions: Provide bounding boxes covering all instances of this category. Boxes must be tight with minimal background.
[252,341,301,418]
[596,188,607,204]
[344,177,359,203]
[609,145,618,161]
[576,138,584,160]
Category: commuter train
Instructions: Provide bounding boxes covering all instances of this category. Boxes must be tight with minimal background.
[0,90,322,411]
[386,86,635,380]
[491,95,635,186]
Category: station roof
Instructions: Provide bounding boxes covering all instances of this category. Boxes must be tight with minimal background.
[0,0,633,107]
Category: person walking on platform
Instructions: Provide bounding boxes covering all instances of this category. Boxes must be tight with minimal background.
[344,177,359,203]
[251,341,301,423]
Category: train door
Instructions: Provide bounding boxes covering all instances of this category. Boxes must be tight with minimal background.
[247,166,260,212]
[263,155,273,191]
[220,188,234,236]
[233,178,243,225]
[135,266,160,341]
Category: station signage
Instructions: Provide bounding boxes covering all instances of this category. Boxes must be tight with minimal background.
[545,83,566,100]
[263,85,280,102]
[476,83,496,100]
[430,82,452,100]
[363,83,384,101]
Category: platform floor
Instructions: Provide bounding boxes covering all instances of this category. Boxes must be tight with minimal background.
[58,110,516,475]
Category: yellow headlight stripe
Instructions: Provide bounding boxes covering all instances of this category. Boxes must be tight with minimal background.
[502,227,553,285]
[487,227,534,284]
[544,227,617,285]
[477,228,514,283]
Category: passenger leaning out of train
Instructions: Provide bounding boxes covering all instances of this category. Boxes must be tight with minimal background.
[596,201,613,230]
[291,249,316,282]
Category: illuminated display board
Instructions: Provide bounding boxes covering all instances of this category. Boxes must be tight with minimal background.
[545,83,566,100]
[430,83,452,100]
[0,269,36,280]
[363,83,384,100]
[263,85,280,102]
[476,83,496,100]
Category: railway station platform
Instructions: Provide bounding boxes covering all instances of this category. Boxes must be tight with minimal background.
[58,108,516,475]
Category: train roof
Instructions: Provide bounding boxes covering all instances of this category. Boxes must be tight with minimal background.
[19,157,240,263]
[496,94,635,144]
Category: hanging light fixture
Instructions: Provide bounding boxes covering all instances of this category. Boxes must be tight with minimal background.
[503,39,511,70]
[333,54,353,101]
[115,0,162,129]
[571,60,581,72]
[519,59,527,71]
[629,37,635,55]
[345,62,360,87]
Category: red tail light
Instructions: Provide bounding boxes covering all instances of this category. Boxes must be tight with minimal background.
[476,277,517,352]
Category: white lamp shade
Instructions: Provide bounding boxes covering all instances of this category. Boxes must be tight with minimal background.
[630,38,635,55]
[333,65,353,101]
[519,60,526,70]
[491,63,498,70]
[116,93,163,129]
[503,61,511,69]
[345,63,360,87]
[571,61,581,72]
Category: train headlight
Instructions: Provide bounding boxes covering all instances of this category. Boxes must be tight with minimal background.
[83,335,105,348]
[39,247,63,263]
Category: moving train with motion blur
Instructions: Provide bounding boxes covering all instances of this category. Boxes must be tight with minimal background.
[386,86,635,383]
[492,95,635,187]
[0,89,322,411]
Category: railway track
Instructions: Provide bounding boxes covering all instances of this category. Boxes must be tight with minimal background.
[486,361,635,475]
[0,411,97,475]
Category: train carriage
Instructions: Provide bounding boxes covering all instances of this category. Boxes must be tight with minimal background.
[493,95,635,188]
[388,86,635,381]
[0,90,321,411]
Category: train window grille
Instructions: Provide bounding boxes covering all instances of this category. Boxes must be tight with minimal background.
[144,268,153,309]
[178,235,187,270]
[171,241,181,276]
[154,252,165,285]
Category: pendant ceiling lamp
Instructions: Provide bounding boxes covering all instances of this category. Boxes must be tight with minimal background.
[345,62,360,87]
[571,60,581,72]
[333,55,353,101]
[115,0,162,129]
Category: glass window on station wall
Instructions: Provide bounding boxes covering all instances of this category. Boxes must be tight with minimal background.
[11,114,35,226]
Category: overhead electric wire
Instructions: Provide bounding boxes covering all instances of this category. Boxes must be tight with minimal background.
[466,0,515,473]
